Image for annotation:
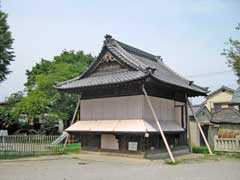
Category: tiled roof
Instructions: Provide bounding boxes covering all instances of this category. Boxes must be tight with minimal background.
[211,108,240,124]
[231,86,240,105]
[187,105,202,117]
[56,35,208,94]
[56,71,146,90]
[207,85,234,98]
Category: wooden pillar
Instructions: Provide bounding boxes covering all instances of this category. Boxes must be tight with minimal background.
[184,97,191,150]
[142,85,175,163]
[181,106,184,128]
[186,95,213,155]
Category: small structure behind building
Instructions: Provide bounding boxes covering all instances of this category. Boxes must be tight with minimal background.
[188,105,214,147]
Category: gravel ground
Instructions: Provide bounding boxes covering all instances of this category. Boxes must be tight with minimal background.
[0,154,240,180]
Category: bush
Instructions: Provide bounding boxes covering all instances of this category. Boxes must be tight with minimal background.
[192,146,209,154]
[64,143,81,153]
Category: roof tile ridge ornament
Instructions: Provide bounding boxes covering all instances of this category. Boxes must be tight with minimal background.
[79,35,114,79]
[104,34,113,45]
[116,40,158,61]
[155,56,163,62]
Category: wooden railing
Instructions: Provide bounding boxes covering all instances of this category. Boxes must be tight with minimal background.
[214,135,240,152]
[0,135,64,157]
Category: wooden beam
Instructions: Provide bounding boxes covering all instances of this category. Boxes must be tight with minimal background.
[186,95,213,155]
[142,85,175,163]
[64,94,82,149]
[70,95,81,125]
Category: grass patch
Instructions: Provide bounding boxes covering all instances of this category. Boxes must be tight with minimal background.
[63,143,81,154]
[165,160,181,165]
[192,146,209,154]
[214,151,240,159]
[0,153,62,160]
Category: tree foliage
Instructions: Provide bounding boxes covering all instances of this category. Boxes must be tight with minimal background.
[222,23,240,83]
[0,9,14,82]
[0,91,24,122]
[2,50,93,125]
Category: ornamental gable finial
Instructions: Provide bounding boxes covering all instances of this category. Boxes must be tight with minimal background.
[104,34,113,44]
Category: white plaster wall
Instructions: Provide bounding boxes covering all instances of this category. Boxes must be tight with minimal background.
[80,95,144,120]
[80,95,183,126]
[143,96,178,121]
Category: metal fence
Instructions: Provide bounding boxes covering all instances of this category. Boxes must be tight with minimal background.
[214,135,240,153]
[0,135,64,157]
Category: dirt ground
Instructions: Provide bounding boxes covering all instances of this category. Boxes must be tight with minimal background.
[0,154,240,180]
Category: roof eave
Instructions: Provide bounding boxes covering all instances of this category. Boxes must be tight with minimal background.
[149,75,207,97]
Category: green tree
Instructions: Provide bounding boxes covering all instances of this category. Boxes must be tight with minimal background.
[19,50,93,125]
[222,23,240,83]
[0,8,14,82]
[0,91,24,122]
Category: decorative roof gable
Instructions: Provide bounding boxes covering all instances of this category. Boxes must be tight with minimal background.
[89,51,132,77]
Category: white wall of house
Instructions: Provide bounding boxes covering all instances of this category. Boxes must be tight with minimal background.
[205,91,234,112]
[80,95,184,127]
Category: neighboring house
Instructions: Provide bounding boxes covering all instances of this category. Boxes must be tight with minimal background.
[189,85,240,148]
[211,108,240,136]
[230,86,240,107]
[56,35,207,153]
[188,105,213,147]
[203,85,236,113]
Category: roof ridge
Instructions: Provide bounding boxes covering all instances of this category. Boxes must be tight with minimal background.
[112,37,201,88]
[106,39,149,72]
[207,85,235,98]
[116,40,158,61]
[158,61,191,84]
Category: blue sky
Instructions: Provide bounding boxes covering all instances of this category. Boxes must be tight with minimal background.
[0,0,240,103]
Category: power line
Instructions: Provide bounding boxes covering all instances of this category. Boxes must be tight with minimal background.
[186,70,232,78]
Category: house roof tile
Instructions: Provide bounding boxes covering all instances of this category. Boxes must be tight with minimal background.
[211,108,240,124]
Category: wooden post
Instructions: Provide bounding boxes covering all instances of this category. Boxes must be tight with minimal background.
[186,96,213,155]
[70,94,82,125]
[64,94,82,149]
[142,85,175,163]
[184,95,192,152]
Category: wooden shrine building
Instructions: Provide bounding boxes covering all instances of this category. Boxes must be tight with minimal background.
[56,35,208,157]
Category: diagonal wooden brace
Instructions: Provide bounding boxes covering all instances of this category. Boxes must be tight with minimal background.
[64,94,82,149]
[142,85,175,163]
[186,96,213,155]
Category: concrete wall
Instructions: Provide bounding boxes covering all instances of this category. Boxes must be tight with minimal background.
[189,119,200,147]
[218,124,240,134]
[208,126,218,148]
